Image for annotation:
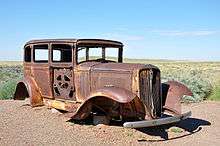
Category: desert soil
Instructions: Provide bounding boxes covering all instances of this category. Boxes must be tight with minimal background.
[0,99,220,146]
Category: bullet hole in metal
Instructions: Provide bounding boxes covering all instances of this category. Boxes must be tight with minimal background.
[54,87,60,96]
[57,75,62,81]
[64,75,70,81]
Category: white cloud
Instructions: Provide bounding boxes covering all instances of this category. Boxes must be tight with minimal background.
[103,33,144,41]
[152,30,218,37]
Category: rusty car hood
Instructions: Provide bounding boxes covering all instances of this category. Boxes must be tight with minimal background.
[77,62,159,72]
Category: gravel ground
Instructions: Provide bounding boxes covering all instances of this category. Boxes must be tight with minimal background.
[0,99,220,146]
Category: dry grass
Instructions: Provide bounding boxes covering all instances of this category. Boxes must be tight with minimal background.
[0,61,22,66]
[0,61,23,99]
[0,60,220,101]
[125,59,220,101]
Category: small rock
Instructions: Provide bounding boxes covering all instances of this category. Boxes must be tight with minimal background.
[168,126,184,133]
[96,124,107,128]
[93,115,110,125]
[51,108,60,114]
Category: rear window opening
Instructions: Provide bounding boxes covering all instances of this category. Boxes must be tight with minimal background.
[24,46,31,62]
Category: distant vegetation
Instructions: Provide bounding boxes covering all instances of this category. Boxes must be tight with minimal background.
[0,60,219,102]
[208,86,220,101]
[125,58,220,102]
[0,63,23,99]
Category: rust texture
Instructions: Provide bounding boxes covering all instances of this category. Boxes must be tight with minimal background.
[14,38,192,124]
[162,81,193,115]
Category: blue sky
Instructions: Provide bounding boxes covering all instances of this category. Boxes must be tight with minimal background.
[0,0,219,61]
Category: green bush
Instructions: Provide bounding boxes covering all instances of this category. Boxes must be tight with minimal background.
[0,80,18,100]
[0,66,22,83]
[162,69,213,102]
[208,86,220,101]
[0,65,22,100]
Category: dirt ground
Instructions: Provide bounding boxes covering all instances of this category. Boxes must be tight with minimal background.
[0,99,220,146]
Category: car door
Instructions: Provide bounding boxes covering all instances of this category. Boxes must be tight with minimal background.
[32,44,52,98]
[50,43,76,101]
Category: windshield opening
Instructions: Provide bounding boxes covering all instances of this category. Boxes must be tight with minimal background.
[77,46,122,64]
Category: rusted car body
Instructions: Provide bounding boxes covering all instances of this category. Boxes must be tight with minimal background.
[14,39,192,128]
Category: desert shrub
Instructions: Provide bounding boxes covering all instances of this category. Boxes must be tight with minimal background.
[208,86,220,101]
[0,65,23,83]
[0,65,23,100]
[162,69,213,102]
[126,61,220,102]
[0,80,18,100]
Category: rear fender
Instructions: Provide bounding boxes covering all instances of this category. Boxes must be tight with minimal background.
[162,81,193,115]
[14,77,43,107]
[71,87,142,120]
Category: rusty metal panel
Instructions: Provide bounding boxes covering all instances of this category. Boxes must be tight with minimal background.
[91,71,132,92]
[162,81,193,115]
[23,62,31,76]
[139,68,161,118]
[74,69,90,102]
[31,63,52,97]
[53,68,75,100]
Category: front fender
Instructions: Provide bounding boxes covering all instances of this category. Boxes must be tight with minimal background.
[88,87,137,103]
[14,76,43,107]
[162,81,193,115]
[71,87,140,120]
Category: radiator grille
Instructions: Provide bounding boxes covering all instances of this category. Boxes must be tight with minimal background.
[139,69,161,118]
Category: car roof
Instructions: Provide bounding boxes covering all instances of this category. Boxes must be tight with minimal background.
[25,39,123,47]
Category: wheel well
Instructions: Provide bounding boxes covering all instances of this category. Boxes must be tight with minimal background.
[14,82,29,100]
[90,96,120,116]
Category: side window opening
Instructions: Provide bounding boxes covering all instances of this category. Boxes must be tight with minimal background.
[105,47,119,62]
[77,47,86,63]
[24,46,31,62]
[77,47,103,64]
[34,45,48,63]
[52,44,72,62]
[89,47,102,60]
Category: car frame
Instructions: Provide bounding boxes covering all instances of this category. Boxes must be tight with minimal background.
[14,39,192,128]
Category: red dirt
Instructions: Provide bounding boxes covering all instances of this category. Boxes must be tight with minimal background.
[0,99,220,145]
